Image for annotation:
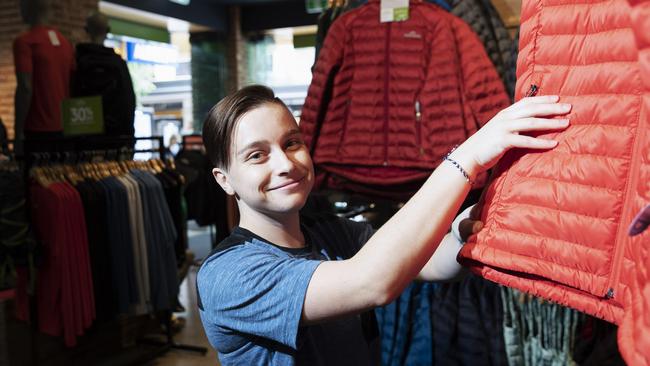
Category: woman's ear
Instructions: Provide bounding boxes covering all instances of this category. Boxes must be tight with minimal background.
[213,168,235,196]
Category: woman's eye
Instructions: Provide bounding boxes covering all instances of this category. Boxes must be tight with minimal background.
[248,152,263,161]
[287,139,302,148]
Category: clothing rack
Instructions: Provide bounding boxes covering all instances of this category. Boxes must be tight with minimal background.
[2,135,207,364]
[29,135,166,157]
[178,134,225,247]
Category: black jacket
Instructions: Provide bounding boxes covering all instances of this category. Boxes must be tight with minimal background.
[72,43,136,137]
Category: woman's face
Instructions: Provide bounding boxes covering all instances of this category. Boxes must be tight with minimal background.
[214,102,314,216]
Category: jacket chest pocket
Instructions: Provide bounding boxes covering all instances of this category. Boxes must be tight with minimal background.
[517,70,547,101]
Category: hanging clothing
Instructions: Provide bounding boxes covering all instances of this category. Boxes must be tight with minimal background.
[313,0,508,96]
[501,287,581,366]
[430,274,507,366]
[14,158,186,347]
[100,176,140,314]
[573,316,625,366]
[0,166,37,290]
[618,0,650,365]
[301,0,509,195]
[75,180,116,322]
[117,175,150,315]
[176,149,229,243]
[374,282,438,366]
[16,181,96,347]
[130,169,179,311]
[503,29,519,101]
[448,0,513,97]
[313,0,459,64]
[156,169,188,265]
[459,0,647,326]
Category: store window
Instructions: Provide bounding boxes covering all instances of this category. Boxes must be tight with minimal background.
[246,26,316,118]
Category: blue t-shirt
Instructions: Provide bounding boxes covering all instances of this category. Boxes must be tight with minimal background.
[197,214,379,366]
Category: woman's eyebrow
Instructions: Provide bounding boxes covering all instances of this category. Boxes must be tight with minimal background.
[237,129,302,155]
[284,129,301,138]
[237,141,267,156]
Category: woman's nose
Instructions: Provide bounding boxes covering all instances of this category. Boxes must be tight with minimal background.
[272,150,295,175]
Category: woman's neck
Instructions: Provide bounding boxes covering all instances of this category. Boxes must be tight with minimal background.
[238,206,305,249]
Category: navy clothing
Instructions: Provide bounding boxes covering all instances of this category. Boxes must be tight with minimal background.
[155,170,187,264]
[375,282,439,366]
[100,177,138,313]
[197,214,379,366]
[75,180,115,321]
[431,274,507,366]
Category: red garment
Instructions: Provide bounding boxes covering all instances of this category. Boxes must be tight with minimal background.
[13,26,74,132]
[459,0,647,327]
[618,0,650,364]
[300,0,509,189]
[16,181,95,347]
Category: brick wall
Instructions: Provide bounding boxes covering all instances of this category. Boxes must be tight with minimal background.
[0,0,98,139]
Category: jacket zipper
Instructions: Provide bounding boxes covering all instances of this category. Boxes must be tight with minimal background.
[383,22,391,166]
[415,100,423,155]
[605,107,647,299]
[525,84,539,97]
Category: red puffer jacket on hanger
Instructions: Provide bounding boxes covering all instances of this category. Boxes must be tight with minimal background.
[618,0,650,364]
[300,0,509,188]
[459,0,649,326]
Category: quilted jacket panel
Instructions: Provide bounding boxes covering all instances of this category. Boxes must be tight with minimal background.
[459,0,648,326]
[618,0,650,364]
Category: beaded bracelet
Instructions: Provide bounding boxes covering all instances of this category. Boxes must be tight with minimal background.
[443,146,475,186]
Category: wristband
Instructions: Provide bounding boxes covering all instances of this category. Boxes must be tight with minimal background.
[444,146,475,186]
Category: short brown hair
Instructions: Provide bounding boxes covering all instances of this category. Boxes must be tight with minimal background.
[202,85,287,169]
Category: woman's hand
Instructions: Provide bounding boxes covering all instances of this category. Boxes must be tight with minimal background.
[450,95,571,178]
[455,204,483,242]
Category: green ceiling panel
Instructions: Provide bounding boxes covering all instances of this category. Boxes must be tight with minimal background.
[109,17,170,43]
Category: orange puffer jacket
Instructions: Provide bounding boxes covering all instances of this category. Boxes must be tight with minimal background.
[458,0,648,326]
[618,0,650,364]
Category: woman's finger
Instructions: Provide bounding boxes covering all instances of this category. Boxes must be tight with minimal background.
[503,102,572,120]
[506,134,559,150]
[458,219,484,242]
[498,96,560,115]
[507,118,570,133]
[516,95,560,106]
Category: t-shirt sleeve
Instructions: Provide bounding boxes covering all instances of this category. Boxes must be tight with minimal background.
[13,37,32,73]
[197,245,322,350]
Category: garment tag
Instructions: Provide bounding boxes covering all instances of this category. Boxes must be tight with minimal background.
[48,30,60,46]
[629,203,650,236]
[380,0,409,22]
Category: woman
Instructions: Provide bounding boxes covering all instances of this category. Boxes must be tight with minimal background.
[197,85,571,365]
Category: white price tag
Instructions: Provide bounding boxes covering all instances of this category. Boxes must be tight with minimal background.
[380,0,409,22]
[48,30,60,46]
